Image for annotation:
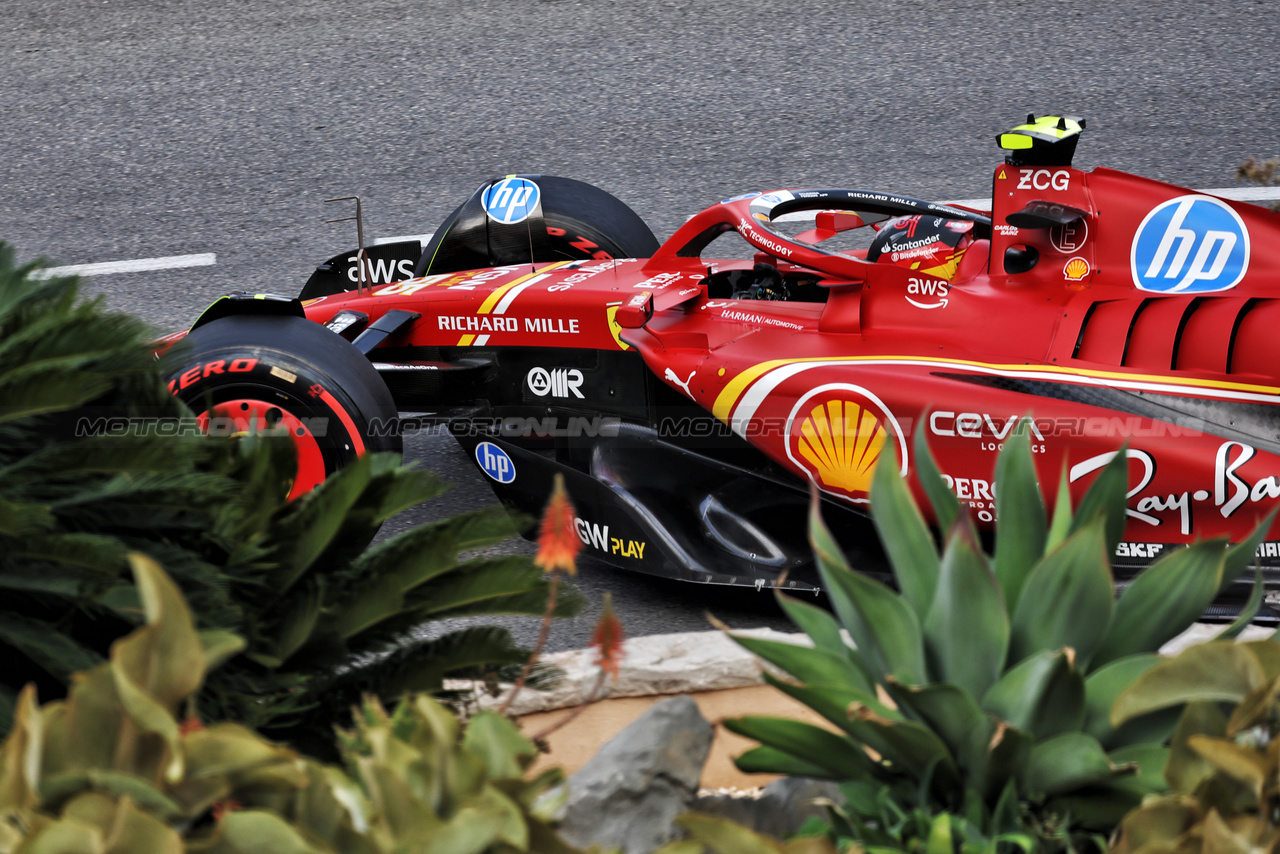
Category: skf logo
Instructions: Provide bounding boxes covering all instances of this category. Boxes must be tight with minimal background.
[784,385,906,502]
[481,177,540,224]
[1017,169,1070,191]
[1131,196,1249,293]
[475,441,516,483]
[527,367,584,399]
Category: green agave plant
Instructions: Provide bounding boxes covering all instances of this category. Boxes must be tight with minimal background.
[720,426,1269,852]
[0,244,582,747]
[1107,632,1280,854]
[0,554,579,854]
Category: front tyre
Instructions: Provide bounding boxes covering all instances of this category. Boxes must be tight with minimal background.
[414,174,660,276]
[162,314,400,499]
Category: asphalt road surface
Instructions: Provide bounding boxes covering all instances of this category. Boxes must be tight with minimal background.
[4,0,1279,650]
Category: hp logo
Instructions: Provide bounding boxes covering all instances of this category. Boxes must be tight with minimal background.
[481,177,540,225]
[1131,195,1249,293]
[475,441,516,483]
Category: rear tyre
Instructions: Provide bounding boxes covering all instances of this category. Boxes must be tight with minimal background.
[162,314,400,499]
[414,175,660,276]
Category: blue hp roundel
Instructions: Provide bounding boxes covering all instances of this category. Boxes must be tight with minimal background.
[1131,195,1249,293]
[475,441,516,483]
[481,177,541,224]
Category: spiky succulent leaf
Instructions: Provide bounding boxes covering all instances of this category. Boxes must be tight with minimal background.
[913,419,961,534]
[761,672,898,734]
[734,745,838,780]
[812,493,926,685]
[975,722,1034,806]
[1091,540,1227,669]
[869,440,939,620]
[982,649,1085,739]
[1216,567,1266,641]
[886,680,994,773]
[923,525,1008,699]
[725,717,875,779]
[1023,732,1126,797]
[845,704,961,795]
[1044,465,1074,557]
[730,634,874,697]
[1217,508,1276,596]
[1008,518,1114,668]
[992,427,1047,611]
[1068,449,1131,557]
[774,589,850,659]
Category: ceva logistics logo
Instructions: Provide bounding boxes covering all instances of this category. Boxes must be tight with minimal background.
[475,441,516,483]
[482,177,541,224]
[1131,195,1249,293]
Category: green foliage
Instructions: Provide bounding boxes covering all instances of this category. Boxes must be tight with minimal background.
[0,244,583,745]
[0,555,578,854]
[1108,634,1280,854]
[723,425,1267,853]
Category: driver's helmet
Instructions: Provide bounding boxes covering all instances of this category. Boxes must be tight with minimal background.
[867,214,975,280]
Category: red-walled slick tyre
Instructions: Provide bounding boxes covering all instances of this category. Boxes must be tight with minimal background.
[162,314,400,499]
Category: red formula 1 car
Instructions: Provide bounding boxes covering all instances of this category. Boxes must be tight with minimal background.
[161,116,1280,607]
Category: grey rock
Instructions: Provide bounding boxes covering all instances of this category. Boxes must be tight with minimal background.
[692,777,843,840]
[558,695,714,854]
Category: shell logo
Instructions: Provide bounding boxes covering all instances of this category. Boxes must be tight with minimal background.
[785,384,907,502]
[1064,256,1090,281]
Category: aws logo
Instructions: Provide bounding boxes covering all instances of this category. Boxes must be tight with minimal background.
[785,384,907,502]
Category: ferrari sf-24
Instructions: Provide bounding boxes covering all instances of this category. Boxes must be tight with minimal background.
[159,115,1280,608]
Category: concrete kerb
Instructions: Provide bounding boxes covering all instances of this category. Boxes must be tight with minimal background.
[455,622,1276,718]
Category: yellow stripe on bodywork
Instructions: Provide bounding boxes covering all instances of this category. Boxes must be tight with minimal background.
[713,359,791,421]
[476,261,572,315]
[713,355,1280,423]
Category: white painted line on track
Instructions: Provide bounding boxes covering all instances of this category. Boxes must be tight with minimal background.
[34,252,217,279]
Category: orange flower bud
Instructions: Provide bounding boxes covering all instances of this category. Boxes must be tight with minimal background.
[535,473,581,575]
[591,592,625,679]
